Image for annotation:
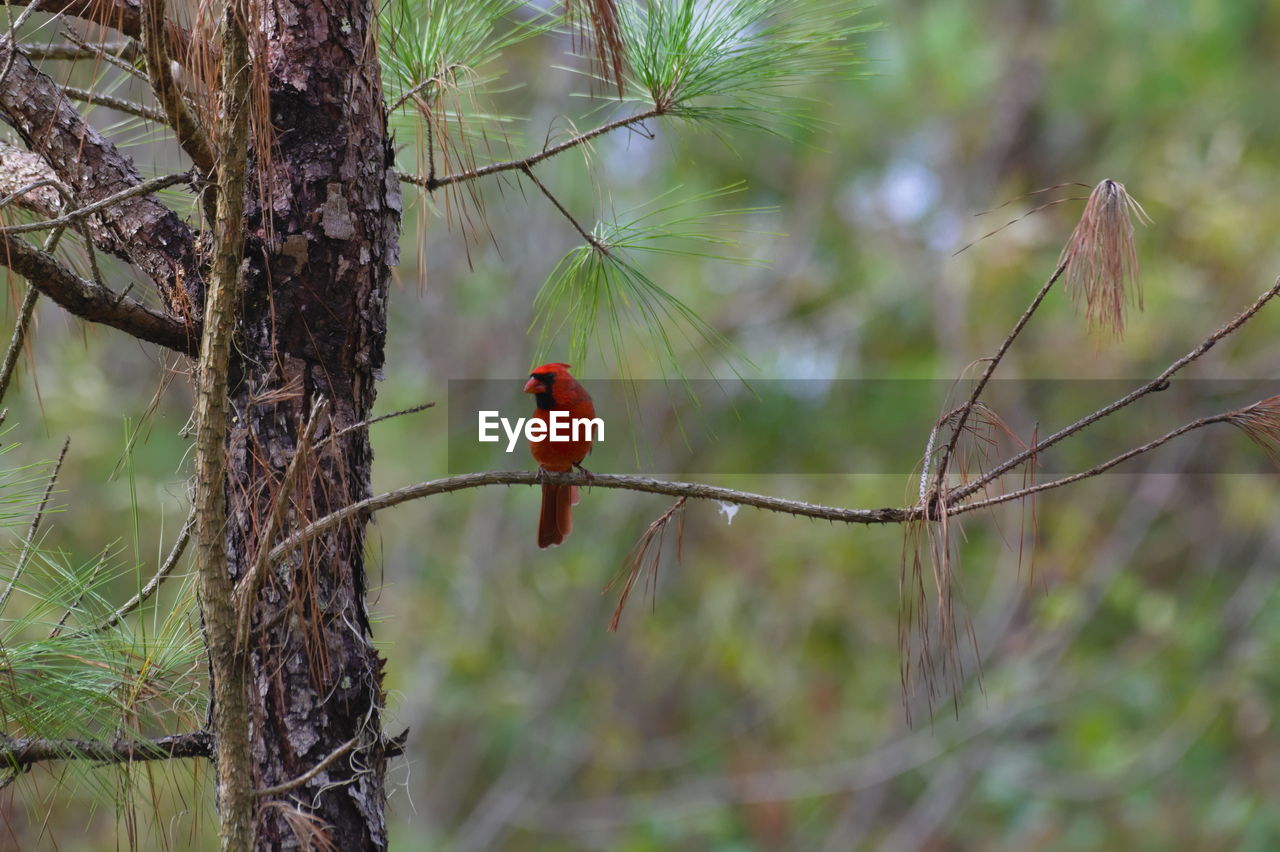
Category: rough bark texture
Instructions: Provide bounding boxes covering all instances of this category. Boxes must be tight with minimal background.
[225,0,399,846]
[0,233,193,352]
[0,41,204,321]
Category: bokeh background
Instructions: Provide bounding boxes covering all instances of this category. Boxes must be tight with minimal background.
[5,0,1280,848]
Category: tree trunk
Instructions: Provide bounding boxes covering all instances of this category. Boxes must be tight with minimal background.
[224,0,399,846]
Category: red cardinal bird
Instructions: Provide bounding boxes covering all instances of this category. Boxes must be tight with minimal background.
[524,363,596,548]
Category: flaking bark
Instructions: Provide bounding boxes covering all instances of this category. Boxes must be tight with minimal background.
[224,0,400,846]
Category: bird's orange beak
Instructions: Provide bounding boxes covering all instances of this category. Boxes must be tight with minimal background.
[523,376,545,394]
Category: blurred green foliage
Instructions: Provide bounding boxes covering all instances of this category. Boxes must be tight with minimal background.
[4,0,1280,848]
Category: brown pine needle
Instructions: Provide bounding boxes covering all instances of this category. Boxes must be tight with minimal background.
[1228,396,1280,464]
[1058,179,1151,337]
[606,497,686,631]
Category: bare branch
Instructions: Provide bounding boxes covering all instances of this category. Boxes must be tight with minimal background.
[324,400,435,446]
[0,206,74,406]
[0,43,203,316]
[57,26,147,80]
[929,261,1066,499]
[950,411,1234,516]
[8,0,200,62]
[268,471,914,568]
[0,285,41,404]
[0,234,198,353]
[520,165,609,254]
[948,275,1280,505]
[88,507,195,634]
[61,85,168,123]
[14,40,138,61]
[0,171,193,236]
[256,736,357,798]
[401,108,662,191]
[0,731,212,777]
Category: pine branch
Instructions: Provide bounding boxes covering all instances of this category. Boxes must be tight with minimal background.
[0,233,198,354]
[267,471,914,567]
[0,731,213,775]
[0,438,70,613]
[951,410,1236,516]
[9,0,201,62]
[400,107,661,191]
[0,171,194,236]
[0,43,204,315]
[61,85,168,123]
[949,275,1280,505]
[14,40,139,61]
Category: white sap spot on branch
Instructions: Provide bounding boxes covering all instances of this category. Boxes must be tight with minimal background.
[716,502,739,525]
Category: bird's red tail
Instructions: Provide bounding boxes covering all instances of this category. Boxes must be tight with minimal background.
[538,483,574,548]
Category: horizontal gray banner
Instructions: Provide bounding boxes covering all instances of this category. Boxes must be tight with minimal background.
[446,379,1280,475]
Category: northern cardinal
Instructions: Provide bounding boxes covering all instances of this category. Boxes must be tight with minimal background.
[524,363,596,548]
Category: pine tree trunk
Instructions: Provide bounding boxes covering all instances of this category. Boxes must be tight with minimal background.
[223,0,399,846]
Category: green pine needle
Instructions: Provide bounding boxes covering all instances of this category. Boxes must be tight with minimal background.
[610,0,874,134]
[531,184,765,378]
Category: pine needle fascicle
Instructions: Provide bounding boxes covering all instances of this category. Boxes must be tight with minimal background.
[531,184,763,379]
[1058,179,1150,338]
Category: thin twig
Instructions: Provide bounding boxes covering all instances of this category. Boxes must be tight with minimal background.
[0,249,58,406]
[87,508,195,634]
[267,471,914,568]
[928,262,1067,502]
[0,202,74,405]
[387,65,462,113]
[520,165,608,254]
[0,177,65,210]
[61,85,168,123]
[0,0,42,92]
[0,171,193,236]
[0,437,70,612]
[950,411,1234,516]
[401,107,662,191]
[256,736,357,797]
[48,547,109,638]
[59,27,147,81]
[14,40,139,61]
[949,275,1280,506]
[321,400,435,447]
